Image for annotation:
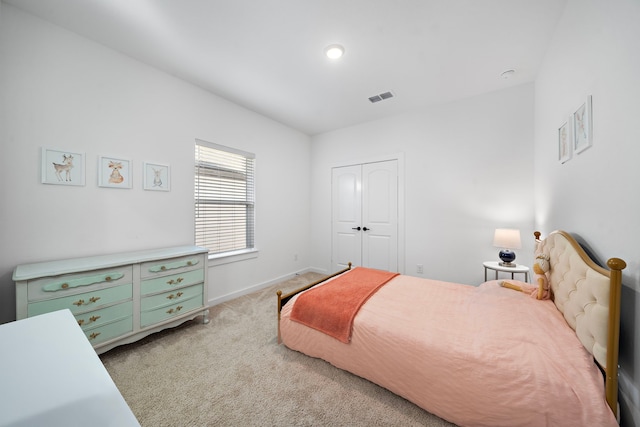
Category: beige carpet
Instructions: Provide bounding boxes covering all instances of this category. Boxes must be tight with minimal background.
[100,272,456,427]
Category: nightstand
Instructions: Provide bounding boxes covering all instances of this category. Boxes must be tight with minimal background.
[483,261,529,283]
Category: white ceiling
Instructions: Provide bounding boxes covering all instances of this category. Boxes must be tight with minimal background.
[3,0,567,135]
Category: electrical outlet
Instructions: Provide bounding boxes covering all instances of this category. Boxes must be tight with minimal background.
[417,264,424,274]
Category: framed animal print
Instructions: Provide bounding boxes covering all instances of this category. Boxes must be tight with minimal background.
[573,95,593,154]
[98,156,132,188]
[143,162,170,191]
[558,118,572,164]
[41,147,86,186]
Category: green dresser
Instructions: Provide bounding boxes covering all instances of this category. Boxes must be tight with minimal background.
[13,246,209,354]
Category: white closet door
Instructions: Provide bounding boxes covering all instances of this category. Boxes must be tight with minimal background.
[331,165,362,270]
[331,160,398,272]
[362,160,398,271]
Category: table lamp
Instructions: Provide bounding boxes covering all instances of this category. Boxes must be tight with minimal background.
[493,228,521,267]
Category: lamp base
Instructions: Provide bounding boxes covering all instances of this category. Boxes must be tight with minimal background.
[498,249,516,267]
[498,261,517,267]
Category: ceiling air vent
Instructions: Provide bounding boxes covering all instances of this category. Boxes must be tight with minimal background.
[368,91,394,103]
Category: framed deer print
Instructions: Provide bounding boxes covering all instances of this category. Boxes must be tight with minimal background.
[98,156,132,188]
[41,147,86,186]
[143,162,170,191]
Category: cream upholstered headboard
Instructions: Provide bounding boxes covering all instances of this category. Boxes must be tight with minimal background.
[536,231,610,365]
[534,230,625,417]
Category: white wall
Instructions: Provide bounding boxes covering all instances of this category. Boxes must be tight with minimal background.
[0,5,312,323]
[534,0,640,425]
[310,83,535,285]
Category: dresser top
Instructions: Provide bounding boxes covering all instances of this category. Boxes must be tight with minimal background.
[13,246,208,281]
[0,309,140,426]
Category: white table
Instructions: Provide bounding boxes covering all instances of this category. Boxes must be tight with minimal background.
[0,309,139,427]
[483,261,529,283]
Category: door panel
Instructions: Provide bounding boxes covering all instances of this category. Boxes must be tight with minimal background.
[332,165,362,270]
[335,232,359,269]
[364,235,393,271]
[336,171,360,222]
[362,161,398,271]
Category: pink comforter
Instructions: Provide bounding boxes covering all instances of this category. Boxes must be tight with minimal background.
[280,275,617,427]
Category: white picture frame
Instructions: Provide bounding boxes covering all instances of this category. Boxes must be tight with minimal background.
[98,156,132,188]
[41,147,86,186]
[143,162,170,191]
[558,117,572,164]
[573,95,593,154]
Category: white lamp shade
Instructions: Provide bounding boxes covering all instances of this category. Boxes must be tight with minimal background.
[493,228,521,249]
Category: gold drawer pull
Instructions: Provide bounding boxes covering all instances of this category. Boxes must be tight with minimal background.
[77,315,101,326]
[160,266,167,271]
[73,296,101,306]
[166,292,184,300]
[89,332,101,340]
[187,261,193,266]
[105,276,112,281]
[166,306,183,314]
[61,283,69,289]
[167,277,184,285]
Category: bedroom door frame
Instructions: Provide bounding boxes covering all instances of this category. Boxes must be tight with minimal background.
[331,153,405,274]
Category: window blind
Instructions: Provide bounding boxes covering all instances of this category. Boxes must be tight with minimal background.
[195,140,255,256]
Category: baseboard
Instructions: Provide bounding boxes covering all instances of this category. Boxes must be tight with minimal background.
[207,267,325,307]
[619,369,640,427]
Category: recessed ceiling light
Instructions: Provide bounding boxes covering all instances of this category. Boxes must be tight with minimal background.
[325,44,345,59]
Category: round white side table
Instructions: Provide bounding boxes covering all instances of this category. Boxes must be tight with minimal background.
[483,261,529,282]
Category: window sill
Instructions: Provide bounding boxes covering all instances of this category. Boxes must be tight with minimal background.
[208,248,258,267]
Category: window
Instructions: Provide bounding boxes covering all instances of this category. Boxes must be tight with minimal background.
[194,139,255,257]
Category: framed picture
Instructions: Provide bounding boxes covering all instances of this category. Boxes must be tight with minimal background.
[558,118,572,164]
[41,147,86,186]
[573,95,593,154]
[98,156,132,188]
[143,162,170,191]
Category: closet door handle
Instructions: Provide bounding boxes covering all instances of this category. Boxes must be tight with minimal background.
[351,227,361,231]
[362,227,370,231]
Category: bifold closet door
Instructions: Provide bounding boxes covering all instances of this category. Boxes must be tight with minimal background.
[331,160,398,272]
[332,164,362,270]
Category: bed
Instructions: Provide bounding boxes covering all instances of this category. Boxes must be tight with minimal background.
[276,230,625,427]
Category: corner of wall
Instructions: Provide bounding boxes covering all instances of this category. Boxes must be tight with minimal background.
[619,369,640,427]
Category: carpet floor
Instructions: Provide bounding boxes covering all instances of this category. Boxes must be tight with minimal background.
[100,272,456,426]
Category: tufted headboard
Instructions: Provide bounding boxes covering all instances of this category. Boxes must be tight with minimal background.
[534,230,625,416]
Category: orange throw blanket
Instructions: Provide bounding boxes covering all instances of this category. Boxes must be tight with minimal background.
[290,267,399,343]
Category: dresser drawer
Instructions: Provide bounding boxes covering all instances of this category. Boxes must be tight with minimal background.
[140,254,205,279]
[141,284,203,312]
[75,300,133,331]
[141,293,203,328]
[84,316,133,346]
[28,283,132,317]
[141,268,204,296]
[27,266,133,301]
